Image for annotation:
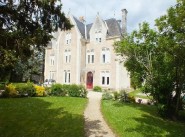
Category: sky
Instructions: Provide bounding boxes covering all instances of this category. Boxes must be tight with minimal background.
[60,0,177,33]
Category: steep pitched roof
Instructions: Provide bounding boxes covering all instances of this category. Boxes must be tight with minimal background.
[73,16,85,38]
[73,16,122,39]
[105,18,122,37]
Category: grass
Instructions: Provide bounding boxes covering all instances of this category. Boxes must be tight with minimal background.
[102,100,185,137]
[128,89,152,99]
[0,97,87,137]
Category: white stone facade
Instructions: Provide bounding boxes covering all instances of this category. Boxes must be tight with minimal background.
[44,10,130,90]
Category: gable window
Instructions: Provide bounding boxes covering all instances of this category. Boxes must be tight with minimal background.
[101,48,110,63]
[64,49,71,63]
[95,31,102,43]
[64,70,70,84]
[101,71,110,86]
[86,49,95,64]
[49,55,55,66]
[65,32,71,45]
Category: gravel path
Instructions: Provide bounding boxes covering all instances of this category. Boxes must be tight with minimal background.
[84,91,116,137]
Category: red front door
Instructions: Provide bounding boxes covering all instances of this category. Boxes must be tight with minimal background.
[86,72,93,89]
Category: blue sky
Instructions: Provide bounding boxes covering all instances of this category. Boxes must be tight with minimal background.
[61,0,177,33]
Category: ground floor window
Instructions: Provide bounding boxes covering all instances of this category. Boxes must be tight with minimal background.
[64,70,70,84]
[49,71,55,79]
[101,71,110,86]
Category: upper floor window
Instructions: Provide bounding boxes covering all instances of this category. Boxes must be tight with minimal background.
[101,48,110,63]
[65,32,71,45]
[64,49,71,63]
[95,31,102,43]
[49,55,55,66]
[64,70,70,84]
[101,71,110,86]
[86,49,94,64]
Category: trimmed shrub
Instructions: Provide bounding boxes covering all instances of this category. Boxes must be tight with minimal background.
[50,84,65,96]
[102,92,113,100]
[67,84,81,97]
[93,86,102,92]
[67,84,87,98]
[35,85,45,97]
[15,83,36,97]
[2,84,18,98]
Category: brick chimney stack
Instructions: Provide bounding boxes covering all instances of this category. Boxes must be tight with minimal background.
[121,9,128,35]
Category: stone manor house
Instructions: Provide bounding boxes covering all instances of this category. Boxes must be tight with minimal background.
[44,9,130,90]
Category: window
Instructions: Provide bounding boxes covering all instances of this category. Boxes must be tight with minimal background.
[101,71,110,86]
[101,48,110,63]
[95,31,102,43]
[49,55,55,66]
[65,32,71,45]
[86,50,95,64]
[64,49,71,63]
[49,71,55,79]
[64,70,70,84]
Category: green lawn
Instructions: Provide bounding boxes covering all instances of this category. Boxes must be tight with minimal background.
[102,100,185,137]
[0,97,87,137]
[129,89,152,99]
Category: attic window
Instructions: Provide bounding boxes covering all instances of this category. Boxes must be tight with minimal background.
[65,32,71,45]
[95,31,102,43]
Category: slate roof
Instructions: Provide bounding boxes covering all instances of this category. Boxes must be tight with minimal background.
[73,16,122,39]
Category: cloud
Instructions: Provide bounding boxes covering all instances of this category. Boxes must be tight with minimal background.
[61,0,177,32]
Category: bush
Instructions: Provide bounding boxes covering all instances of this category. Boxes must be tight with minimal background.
[157,104,168,118]
[15,82,36,97]
[102,92,113,100]
[44,87,51,95]
[113,92,119,100]
[0,83,5,90]
[2,84,18,98]
[93,86,102,92]
[50,84,66,96]
[119,90,135,103]
[64,84,87,98]
[78,85,87,98]
[128,95,135,103]
[35,85,45,97]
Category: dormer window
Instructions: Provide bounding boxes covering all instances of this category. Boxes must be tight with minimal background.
[65,32,71,45]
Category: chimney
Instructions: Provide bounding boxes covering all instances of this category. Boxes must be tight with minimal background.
[79,16,85,23]
[121,9,128,35]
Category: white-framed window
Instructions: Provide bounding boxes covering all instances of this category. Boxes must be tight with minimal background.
[101,71,110,86]
[101,48,110,63]
[64,70,70,84]
[65,32,71,45]
[95,31,102,43]
[64,49,71,63]
[49,71,55,79]
[86,49,95,64]
[49,55,55,66]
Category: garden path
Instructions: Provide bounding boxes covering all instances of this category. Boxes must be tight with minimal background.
[84,91,116,137]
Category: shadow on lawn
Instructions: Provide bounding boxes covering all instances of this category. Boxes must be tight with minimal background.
[113,102,185,137]
[84,119,108,137]
[0,97,84,137]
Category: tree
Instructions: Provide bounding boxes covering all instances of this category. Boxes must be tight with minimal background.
[155,0,185,117]
[0,0,72,81]
[114,0,185,119]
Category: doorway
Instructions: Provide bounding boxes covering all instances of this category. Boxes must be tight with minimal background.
[86,72,93,89]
